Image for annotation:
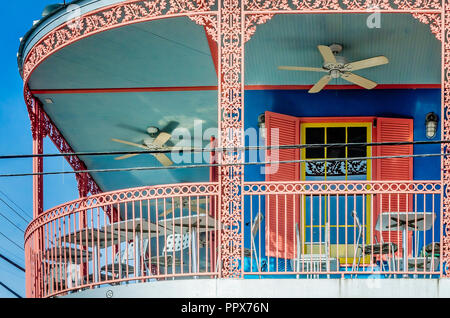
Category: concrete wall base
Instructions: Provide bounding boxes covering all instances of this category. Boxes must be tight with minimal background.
[62,278,450,298]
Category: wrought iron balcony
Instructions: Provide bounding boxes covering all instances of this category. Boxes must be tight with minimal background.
[24,180,442,298]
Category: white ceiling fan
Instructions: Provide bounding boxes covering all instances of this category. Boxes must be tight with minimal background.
[112,121,179,166]
[278,44,389,93]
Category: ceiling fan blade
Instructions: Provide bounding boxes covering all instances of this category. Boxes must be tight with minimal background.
[111,138,148,150]
[160,121,180,134]
[278,66,327,72]
[318,45,337,64]
[152,132,172,147]
[159,209,174,218]
[114,153,140,160]
[116,124,148,135]
[158,199,181,217]
[192,207,208,215]
[344,56,389,72]
[308,75,332,93]
[341,72,377,89]
[153,153,174,166]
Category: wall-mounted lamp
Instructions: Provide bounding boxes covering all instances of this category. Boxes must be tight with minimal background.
[258,114,266,139]
[425,112,438,139]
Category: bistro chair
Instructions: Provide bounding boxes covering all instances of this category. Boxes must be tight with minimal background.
[147,233,191,275]
[352,210,398,276]
[243,213,264,273]
[101,241,147,281]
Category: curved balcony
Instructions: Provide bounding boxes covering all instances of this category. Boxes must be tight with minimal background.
[25,180,442,298]
[24,182,220,298]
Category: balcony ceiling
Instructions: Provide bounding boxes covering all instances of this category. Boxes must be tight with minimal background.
[27,13,440,192]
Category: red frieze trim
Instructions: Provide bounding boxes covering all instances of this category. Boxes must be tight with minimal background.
[244,0,442,11]
[243,1,443,42]
[25,86,102,198]
[22,0,218,83]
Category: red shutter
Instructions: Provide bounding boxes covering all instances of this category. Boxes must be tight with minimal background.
[265,111,300,259]
[374,117,413,256]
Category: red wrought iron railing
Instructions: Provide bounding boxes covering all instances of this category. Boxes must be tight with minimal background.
[242,181,442,278]
[24,182,221,298]
[24,180,442,298]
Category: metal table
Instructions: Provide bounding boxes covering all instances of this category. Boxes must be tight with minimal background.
[375,211,435,272]
[58,227,129,282]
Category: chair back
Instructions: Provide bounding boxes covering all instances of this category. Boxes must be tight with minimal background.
[164,233,190,253]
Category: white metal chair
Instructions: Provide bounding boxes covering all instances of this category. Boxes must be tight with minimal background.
[148,233,190,274]
[244,213,264,272]
[101,241,143,279]
[352,210,398,276]
[294,222,338,278]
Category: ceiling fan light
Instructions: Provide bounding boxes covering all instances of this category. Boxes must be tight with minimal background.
[330,69,340,79]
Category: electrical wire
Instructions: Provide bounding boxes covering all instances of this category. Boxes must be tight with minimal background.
[0,139,447,160]
[0,197,31,224]
[0,231,24,251]
[0,211,25,233]
[0,281,22,298]
[0,190,32,222]
[0,246,25,265]
[0,253,25,272]
[0,152,445,178]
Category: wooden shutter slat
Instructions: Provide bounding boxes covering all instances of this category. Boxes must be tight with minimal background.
[375,117,413,256]
[265,111,300,259]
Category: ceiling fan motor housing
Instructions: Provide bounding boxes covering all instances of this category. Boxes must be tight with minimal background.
[147,126,160,137]
[329,43,343,55]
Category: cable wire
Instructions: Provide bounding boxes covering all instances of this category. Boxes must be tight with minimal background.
[0,139,447,160]
[0,152,445,178]
[0,211,25,233]
[0,197,31,224]
[0,253,25,272]
[0,190,32,221]
[0,281,22,298]
[0,232,24,251]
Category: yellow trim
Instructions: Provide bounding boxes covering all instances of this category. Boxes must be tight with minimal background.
[300,121,372,254]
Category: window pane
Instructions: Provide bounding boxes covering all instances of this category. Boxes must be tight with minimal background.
[327,127,345,158]
[305,128,325,159]
[347,127,367,158]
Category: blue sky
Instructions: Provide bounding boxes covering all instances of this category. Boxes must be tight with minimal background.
[0,1,79,298]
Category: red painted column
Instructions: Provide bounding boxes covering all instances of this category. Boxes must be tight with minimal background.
[442,1,450,277]
[218,0,245,278]
[32,101,44,218]
[29,97,44,298]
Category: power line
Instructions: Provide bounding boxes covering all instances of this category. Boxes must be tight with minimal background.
[0,232,24,251]
[0,211,25,233]
[0,253,25,272]
[0,139,447,160]
[0,246,25,265]
[0,197,31,224]
[0,189,32,221]
[0,281,22,298]
[0,152,445,178]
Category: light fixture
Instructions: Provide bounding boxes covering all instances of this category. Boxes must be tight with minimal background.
[425,112,438,139]
[44,98,54,104]
[258,114,266,139]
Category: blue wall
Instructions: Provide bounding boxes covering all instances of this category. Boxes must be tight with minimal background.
[244,89,441,182]
[241,89,442,269]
